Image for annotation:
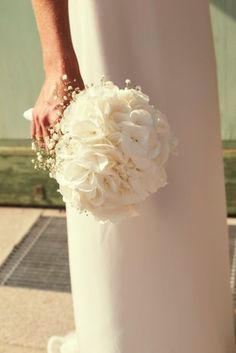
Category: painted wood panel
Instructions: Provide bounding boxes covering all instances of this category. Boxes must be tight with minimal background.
[0,1,235,142]
[210,0,236,142]
[0,0,44,139]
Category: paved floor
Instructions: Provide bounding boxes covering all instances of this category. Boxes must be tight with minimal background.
[0,207,235,353]
[0,286,73,353]
[0,207,71,353]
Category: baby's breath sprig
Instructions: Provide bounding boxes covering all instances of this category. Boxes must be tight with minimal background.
[124,78,142,92]
[31,139,56,175]
[31,73,83,176]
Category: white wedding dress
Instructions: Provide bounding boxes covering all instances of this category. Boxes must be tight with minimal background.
[47,1,236,352]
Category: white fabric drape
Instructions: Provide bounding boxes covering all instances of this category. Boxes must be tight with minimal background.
[47,1,236,352]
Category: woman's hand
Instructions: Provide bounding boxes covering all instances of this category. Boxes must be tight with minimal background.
[31,69,85,147]
[31,0,85,148]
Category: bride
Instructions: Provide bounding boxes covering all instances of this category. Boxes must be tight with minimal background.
[30,0,235,352]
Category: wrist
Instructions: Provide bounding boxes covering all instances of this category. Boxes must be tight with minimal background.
[43,48,80,77]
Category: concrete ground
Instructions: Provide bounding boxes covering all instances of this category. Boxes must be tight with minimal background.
[0,207,73,353]
[0,207,235,352]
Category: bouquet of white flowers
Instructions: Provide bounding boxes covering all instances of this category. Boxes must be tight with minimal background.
[24,77,178,223]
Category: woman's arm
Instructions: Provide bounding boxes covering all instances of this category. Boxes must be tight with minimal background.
[31,0,84,143]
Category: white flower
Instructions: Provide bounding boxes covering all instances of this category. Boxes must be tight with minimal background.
[52,78,178,223]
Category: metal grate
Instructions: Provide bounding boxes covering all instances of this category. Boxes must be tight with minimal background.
[0,216,71,292]
[0,216,236,308]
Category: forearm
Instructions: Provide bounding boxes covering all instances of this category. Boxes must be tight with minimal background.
[31,0,78,75]
[31,0,84,141]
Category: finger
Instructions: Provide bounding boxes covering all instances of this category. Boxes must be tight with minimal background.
[31,109,37,139]
[40,115,50,137]
[40,116,51,152]
[34,116,44,148]
[48,109,61,127]
[47,110,61,138]
[31,120,36,139]
[46,113,61,154]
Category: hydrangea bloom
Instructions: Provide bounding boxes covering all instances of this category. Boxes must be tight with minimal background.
[52,79,178,223]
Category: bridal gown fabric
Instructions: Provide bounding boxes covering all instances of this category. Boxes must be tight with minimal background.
[47,1,236,352]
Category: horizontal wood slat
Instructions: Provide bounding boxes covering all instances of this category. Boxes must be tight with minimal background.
[0,140,235,215]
